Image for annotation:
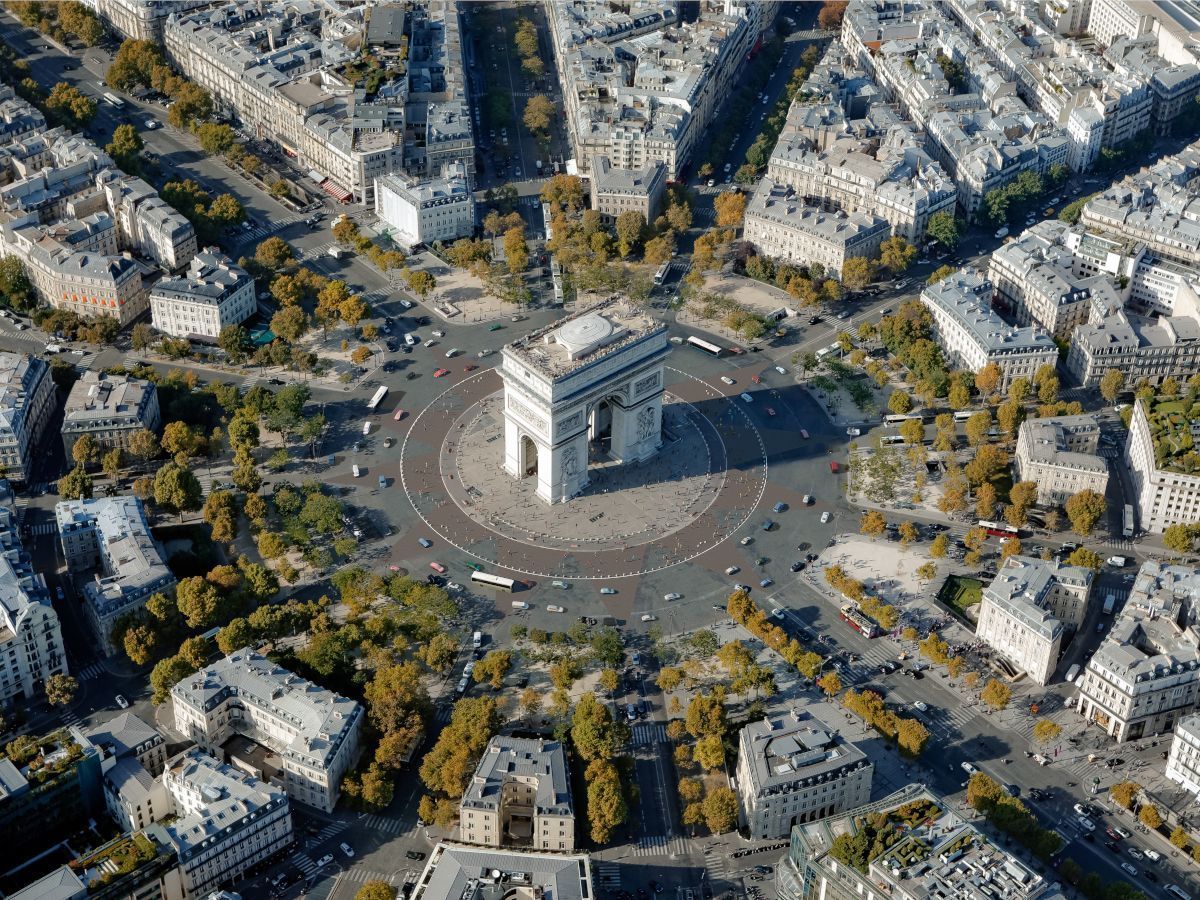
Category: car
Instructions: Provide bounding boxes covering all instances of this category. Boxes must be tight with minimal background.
[1073,803,1089,817]
[720,376,735,385]
[761,519,775,531]
[463,661,476,677]
[406,850,426,861]
[913,700,929,712]
[1104,841,1121,854]
[423,339,437,348]
[960,762,978,774]
[600,587,616,595]
[431,329,446,338]
[434,368,450,377]
[464,364,478,372]
[734,583,751,592]
[846,427,861,436]
[725,565,740,575]
[664,592,681,601]
[340,843,354,858]
[1027,788,1047,801]
[771,608,785,620]
[456,676,469,693]
[55,585,65,600]
[1128,848,1144,861]
[765,406,776,416]
[1112,825,1131,839]
[740,536,754,545]
[641,614,657,622]
[115,694,129,709]
[740,392,753,403]
[547,604,565,613]
[790,561,805,572]
[773,502,787,513]
[800,429,809,439]
[759,577,774,588]
[1077,817,1096,832]
[820,511,831,523]
[417,537,432,549]
[802,494,813,505]
[316,854,334,868]
[489,323,504,331]
[1003,783,1020,797]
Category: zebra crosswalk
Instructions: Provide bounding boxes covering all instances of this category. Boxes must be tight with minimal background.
[593,863,621,888]
[76,662,106,681]
[360,813,422,839]
[287,822,349,876]
[631,834,690,857]
[243,216,306,245]
[630,723,667,746]
[27,522,57,537]
[342,868,404,886]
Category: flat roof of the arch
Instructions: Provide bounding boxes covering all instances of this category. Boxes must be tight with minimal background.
[505,297,665,378]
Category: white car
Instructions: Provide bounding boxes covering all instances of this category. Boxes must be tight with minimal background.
[1127,849,1144,861]
[802,494,813,505]
[463,661,476,676]
[725,565,740,575]
[547,604,565,613]
[740,536,754,546]
[664,592,681,601]
[961,761,978,774]
[446,582,462,592]
[423,339,437,348]
[445,348,461,358]
[340,842,354,858]
[115,694,129,709]
[846,427,861,436]
[316,854,335,868]
[1073,803,1088,817]
[820,511,831,523]
[771,608,785,620]
[774,366,787,374]
[913,700,929,712]
[1077,816,1096,832]
[641,614,657,622]
[720,376,735,385]
[431,329,445,337]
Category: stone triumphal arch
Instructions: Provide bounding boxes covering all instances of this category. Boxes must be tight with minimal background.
[499,299,670,504]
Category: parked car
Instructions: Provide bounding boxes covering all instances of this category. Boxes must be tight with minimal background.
[115,694,129,709]
[315,854,334,868]
[339,843,354,858]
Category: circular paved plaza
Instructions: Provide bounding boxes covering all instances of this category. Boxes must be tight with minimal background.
[399,367,768,579]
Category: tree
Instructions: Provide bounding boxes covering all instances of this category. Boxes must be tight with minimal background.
[472,650,512,689]
[880,236,917,273]
[996,399,1023,437]
[404,268,437,300]
[615,210,646,258]
[860,510,887,537]
[896,717,930,756]
[975,483,998,520]
[1164,523,1197,553]
[271,305,309,343]
[930,534,948,558]
[817,1,849,29]
[1066,547,1104,571]
[1065,489,1106,536]
[46,82,97,127]
[965,411,991,447]
[502,226,529,276]
[166,82,213,129]
[0,257,33,312]
[522,94,555,136]
[45,673,78,706]
[585,759,628,843]
[926,211,960,250]
[694,733,725,770]
[702,787,739,833]
[161,421,202,461]
[207,193,245,230]
[980,679,1012,711]
[841,256,875,290]
[817,672,842,697]
[176,576,223,629]
[1140,804,1163,830]
[153,461,202,519]
[888,390,913,415]
[1110,781,1141,810]
[974,362,1002,397]
[713,192,747,228]
[72,433,101,468]
[58,465,93,500]
[1032,719,1061,745]
[898,521,919,546]
[105,123,143,172]
[355,882,396,900]
[926,264,957,286]
[1099,369,1125,403]
[899,418,924,445]
[150,653,199,704]
[598,668,619,696]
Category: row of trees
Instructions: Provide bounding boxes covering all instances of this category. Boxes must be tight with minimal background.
[9,1,104,45]
[966,772,1063,862]
[727,589,824,679]
[841,688,930,755]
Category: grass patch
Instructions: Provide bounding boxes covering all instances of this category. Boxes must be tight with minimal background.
[938,575,983,619]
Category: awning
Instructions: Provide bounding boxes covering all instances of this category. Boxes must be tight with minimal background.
[320,179,353,203]
[307,169,324,182]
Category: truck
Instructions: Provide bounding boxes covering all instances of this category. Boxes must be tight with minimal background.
[329,247,348,259]
[1107,555,1127,567]
[1103,592,1116,615]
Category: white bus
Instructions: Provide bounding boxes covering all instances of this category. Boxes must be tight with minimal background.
[882,414,918,425]
[470,570,516,592]
[953,410,974,422]
[1122,504,1135,538]
[686,335,723,356]
[654,262,670,286]
[880,434,906,445]
[102,92,125,109]
[367,385,388,410]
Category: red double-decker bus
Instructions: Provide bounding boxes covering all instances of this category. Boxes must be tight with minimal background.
[977,520,1019,539]
[840,604,880,639]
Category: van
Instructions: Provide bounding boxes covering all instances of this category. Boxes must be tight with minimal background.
[511,600,530,610]
[472,631,483,649]
[404,333,417,346]
[1166,885,1191,900]
[1065,663,1080,683]
[44,343,62,353]
[352,464,361,477]
[378,475,387,488]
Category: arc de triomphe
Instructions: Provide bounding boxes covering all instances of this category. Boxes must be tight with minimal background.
[499,299,671,504]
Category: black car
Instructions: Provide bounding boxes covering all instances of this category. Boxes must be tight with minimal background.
[790,561,805,572]
[1027,788,1046,801]
[808,315,822,324]
[1104,841,1120,853]
[267,378,285,385]
[1003,784,1020,797]
[406,850,426,861]
[797,542,811,551]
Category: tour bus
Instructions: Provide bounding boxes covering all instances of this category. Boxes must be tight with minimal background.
[654,262,670,286]
[1122,504,1135,538]
[102,92,125,109]
[1065,664,1081,683]
[367,385,388,410]
[953,410,974,421]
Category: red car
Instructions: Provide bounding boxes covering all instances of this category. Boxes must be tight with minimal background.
[393,407,406,421]
[434,368,450,378]
[751,374,762,384]
[765,406,776,416]
[464,364,478,372]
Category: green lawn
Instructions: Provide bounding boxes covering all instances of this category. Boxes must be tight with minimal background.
[938,575,983,619]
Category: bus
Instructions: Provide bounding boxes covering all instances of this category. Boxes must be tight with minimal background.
[367,385,388,410]
[977,520,1019,539]
[654,262,670,286]
[883,414,918,425]
[840,604,880,639]
[471,570,516,592]
[953,410,975,422]
[102,92,125,109]
[686,335,723,356]
[1123,504,1135,539]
